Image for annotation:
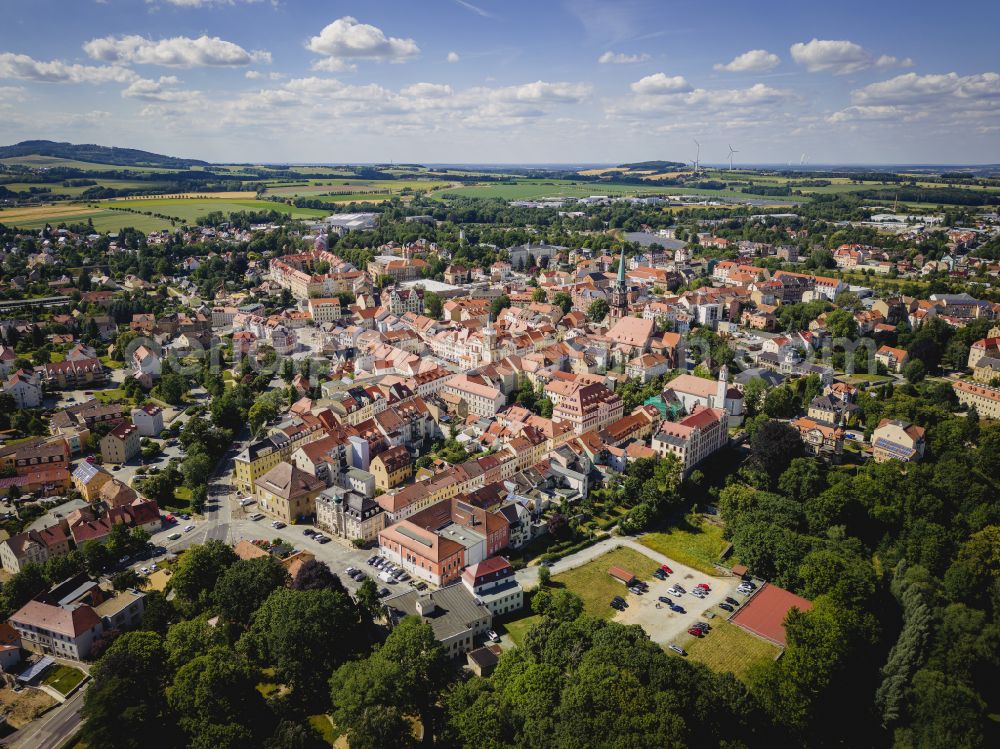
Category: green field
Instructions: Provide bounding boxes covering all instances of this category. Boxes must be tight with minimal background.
[42,664,87,695]
[263,178,452,198]
[671,620,780,680]
[499,613,541,646]
[0,155,187,173]
[0,197,329,231]
[435,179,800,203]
[639,518,729,576]
[549,546,656,619]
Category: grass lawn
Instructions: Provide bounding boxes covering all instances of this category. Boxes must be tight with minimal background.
[672,621,780,681]
[41,664,87,695]
[172,486,192,506]
[308,715,337,746]
[640,517,729,576]
[93,388,127,404]
[500,614,542,647]
[550,546,657,619]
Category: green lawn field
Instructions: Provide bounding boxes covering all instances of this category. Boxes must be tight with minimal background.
[639,518,729,576]
[549,546,657,619]
[671,620,780,680]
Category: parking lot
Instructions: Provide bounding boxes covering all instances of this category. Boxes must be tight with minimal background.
[615,568,747,647]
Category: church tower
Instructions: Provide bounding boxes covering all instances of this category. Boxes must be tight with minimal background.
[716,364,729,409]
[481,312,497,364]
[610,248,629,320]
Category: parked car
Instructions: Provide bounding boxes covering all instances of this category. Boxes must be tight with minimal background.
[658,596,672,604]
[666,588,683,597]
[167,533,181,540]
[414,581,428,591]
[303,528,316,536]
[724,596,740,606]
[487,630,500,642]
[691,622,710,632]
[628,586,643,595]
[316,536,330,544]
[668,644,687,656]
[378,587,391,597]
[660,564,673,574]
[179,513,191,520]
[249,513,264,521]
[719,602,735,612]
[140,567,149,575]
[652,570,667,580]
[183,524,195,533]
[691,589,707,598]
[240,498,255,507]
[670,604,686,614]
[687,627,704,637]
[695,583,710,590]
[610,599,625,611]
[271,521,286,529]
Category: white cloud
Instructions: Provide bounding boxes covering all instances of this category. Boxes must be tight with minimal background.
[630,73,692,94]
[790,38,911,75]
[401,82,454,98]
[447,51,460,64]
[121,75,199,102]
[828,71,999,128]
[0,85,26,101]
[598,51,650,65]
[714,49,780,73]
[851,71,1000,105]
[84,34,270,67]
[611,82,794,121]
[245,70,262,79]
[311,57,357,74]
[154,0,265,6]
[307,16,419,70]
[0,52,137,84]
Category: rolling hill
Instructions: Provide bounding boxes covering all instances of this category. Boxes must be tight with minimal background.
[0,140,209,169]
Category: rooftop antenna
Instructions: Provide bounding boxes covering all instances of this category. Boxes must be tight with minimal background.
[727,144,739,171]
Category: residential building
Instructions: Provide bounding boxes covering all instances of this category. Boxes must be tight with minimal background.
[100,422,140,465]
[953,380,1000,419]
[872,419,926,463]
[3,370,42,408]
[131,346,161,379]
[460,557,523,617]
[130,404,164,437]
[71,461,113,501]
[0,526,71,573]
[370,445,413,491]
[38,358,105,389]
[315,486,385,544]
[442,374,505,418]
[791,416,844,458]
[379,521,465,587]
[384,586,492,659]
[651,406,728,477]
[552,382,623,435]
[254,462,325,524]
[876,346,909,374]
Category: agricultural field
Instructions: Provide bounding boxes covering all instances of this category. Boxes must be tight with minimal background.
[434,178,801,203]
[261,178,452,199]
[0,155,189,172]
[0,196,328,231]
[672,620,780,680]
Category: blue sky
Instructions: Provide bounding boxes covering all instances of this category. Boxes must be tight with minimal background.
[1,0,998,164]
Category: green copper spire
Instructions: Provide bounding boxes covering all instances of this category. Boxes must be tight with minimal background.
[616,248,626,284]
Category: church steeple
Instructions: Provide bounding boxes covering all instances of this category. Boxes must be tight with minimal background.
[610,248,628,319]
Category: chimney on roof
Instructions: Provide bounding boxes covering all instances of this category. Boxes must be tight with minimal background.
[415,594,436,617]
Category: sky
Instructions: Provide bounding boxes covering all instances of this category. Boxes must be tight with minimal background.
[1,0,998,165]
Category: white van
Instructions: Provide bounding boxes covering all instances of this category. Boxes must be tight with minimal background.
[249,512,264,521]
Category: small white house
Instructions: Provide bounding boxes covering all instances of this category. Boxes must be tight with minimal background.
[130,404,164,437]
[3,370,42,409]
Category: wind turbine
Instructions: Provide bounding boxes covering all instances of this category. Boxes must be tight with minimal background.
[693,139,701,174]
[799,153,807,166]
[727,144,739,171]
